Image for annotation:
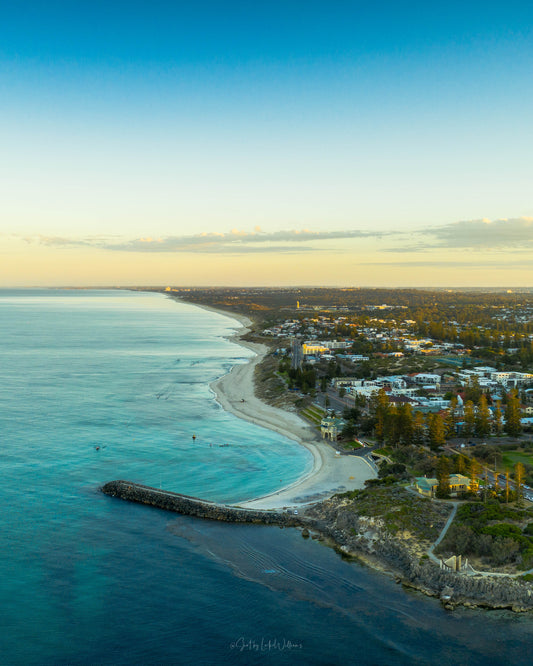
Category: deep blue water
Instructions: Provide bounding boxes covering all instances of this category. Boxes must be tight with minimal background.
[1,289,533,665]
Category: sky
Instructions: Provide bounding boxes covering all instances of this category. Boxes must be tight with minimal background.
[1,1,532,287]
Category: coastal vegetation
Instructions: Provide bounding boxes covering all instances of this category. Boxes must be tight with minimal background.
[335,486,450,545]
[435,502,533,572]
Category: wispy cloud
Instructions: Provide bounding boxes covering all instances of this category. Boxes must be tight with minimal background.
[434,217,533,248]
[360,259,533,269]
[385,217,533,253]
[22,217,533,256]
[24,227,390,254]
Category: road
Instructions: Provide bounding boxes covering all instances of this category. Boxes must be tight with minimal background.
[315,388,356,414]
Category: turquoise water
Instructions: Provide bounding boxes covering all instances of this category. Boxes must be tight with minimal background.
[2,289,533,665]
[0,290,312,501]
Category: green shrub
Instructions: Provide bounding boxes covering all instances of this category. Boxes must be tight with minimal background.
[524,523,533,536]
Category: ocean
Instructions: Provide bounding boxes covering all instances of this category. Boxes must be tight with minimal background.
[1,289,532,665]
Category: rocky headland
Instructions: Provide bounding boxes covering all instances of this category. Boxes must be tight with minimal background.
[303,488,533,612]
[102,480,533,612]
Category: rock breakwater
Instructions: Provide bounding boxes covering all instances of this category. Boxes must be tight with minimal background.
[101,480,302,527]
[102,481,533,612]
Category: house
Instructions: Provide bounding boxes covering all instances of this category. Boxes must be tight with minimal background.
[448,474,472,494]
[414,476,438,497]
[414,474,473,497]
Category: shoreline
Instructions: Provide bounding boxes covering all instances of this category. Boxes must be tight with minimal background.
[134,293,533,613]
[170,296,376,509]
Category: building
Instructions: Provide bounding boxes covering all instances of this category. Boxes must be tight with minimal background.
[411,373,441,387]
[302,343,330,356]
[320,417,344,441]
[414,474,473,498]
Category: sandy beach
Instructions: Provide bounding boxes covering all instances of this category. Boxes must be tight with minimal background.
[203,305,376,509]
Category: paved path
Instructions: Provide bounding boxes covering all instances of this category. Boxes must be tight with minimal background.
[427,501,458,565]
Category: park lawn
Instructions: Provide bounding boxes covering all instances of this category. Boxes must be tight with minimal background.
[345,440,363,449]
[373,447,393,456]
[501,451,533,469]
[299,405,325,424]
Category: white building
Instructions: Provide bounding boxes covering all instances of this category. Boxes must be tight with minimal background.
[411,373,441,386]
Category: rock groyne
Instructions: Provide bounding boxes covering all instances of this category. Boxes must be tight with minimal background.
[102,480,533,612]
[101,480,302,527]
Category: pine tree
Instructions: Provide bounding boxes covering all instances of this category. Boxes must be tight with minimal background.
[444,396,458,439]
[504,389,522,437]
[436,455,451,498]
[427,413,446,449]
[515,462,525,505]
[412,411,426,446]
[397,402,413,445]
[371,388,390,442]
[464,376,482,404]
[469,457,480,492]
[494,401,503,436]
[383,403,399,445]
[475,394,491,438]
[505,470,510,503]
[463,400,476,438]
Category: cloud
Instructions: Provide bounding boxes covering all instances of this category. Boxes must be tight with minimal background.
[25,228,389,254]
[430,217,533,249]
[24,234,120,248]
[386,217,533,253]
[22,217,533,256]
[360,259,533,268]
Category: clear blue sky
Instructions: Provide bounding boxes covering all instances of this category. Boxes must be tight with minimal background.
[1,1,532,286]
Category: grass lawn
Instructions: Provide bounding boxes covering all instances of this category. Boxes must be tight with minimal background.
[373,447,393,456]
[502,451,533,469]
[344,440,363,449]
[299,405,325,424]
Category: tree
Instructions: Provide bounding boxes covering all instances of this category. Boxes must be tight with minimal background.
[444,396,458,439]
[494,401,503,436]
[427,413,446,449]
[397,403,413,445]
[515,462,525,506]
[341,421,357,439]
[464,376,482,404]
[412,411,426,446]
[469,457,480,492]
[383,403,400,446]
[436,455,451,498]
[463,400,476,438]
[371,388,390,442]
[505,470,510,503]
[504,389,522,437]
[475,394,491,438]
